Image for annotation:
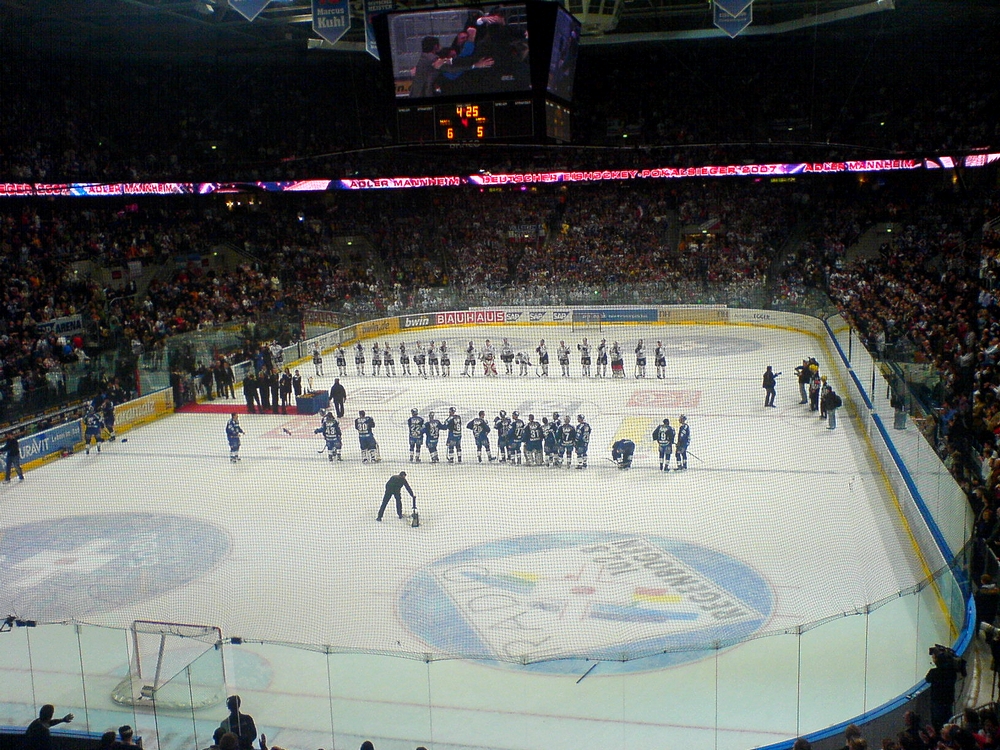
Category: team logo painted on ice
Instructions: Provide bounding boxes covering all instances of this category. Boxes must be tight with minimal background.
[0,514,230,622]
[400,533,773,674]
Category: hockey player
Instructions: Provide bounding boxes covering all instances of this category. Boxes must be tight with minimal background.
[355,410,378,463]
[634,339,647,379]
[226,413,244,463]
[542,417,558,466]
[525,414,544,466]
[463,341,477,377]
[414,342,427,378]
[440,341,451,377]
[818,376,831,419]
[596,339,609,378]
[507,411,526,464]
[558,341,571,377]
[399,343,411,376]
[315,412,343,461]
[407,409,425,462]
[101,397,117,441]
[612,438,635,469]
[372,342,382,377]
[383,342,395,377]
[652,418,675,471]
[83,407,104,454]
[808,365,822,412]
[354,342,366,376]
[428,341,440,377]
[578,338,592,377]
[516,351,531,377]
[444,406,463,463]
[495,410,512,462]
[610,342,625,378]
[654,341,667,379]
[467,411,495,462]
[335,346,347,377]
[557,415,577,467]
[500,338,515,375]
[574,414,591,469]
[423,411,442,463]
[312,345,324,376]
[536,340,549,377]
[482,340,497,376]
[674,415,690,470]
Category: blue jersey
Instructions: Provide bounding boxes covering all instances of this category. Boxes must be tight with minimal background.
[408,415,425,441]
[355,416,375,437]
[508,419,525,442]
[84,412,104,433]
[466,418,490,438]
[652,424,675,445]
[316,420,341,441]
[557,423,577,447]
[575,422,591,450]
[226,419,244,440]
[424,418,442,443]
[676,424,690,448]
[526,421,543,443]
[494,416,511,443]
[446,414,462,438]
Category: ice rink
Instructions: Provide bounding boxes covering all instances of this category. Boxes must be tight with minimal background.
[0,323,952,750]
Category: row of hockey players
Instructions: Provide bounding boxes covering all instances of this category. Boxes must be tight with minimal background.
[313,339,674,379]
[406,409,594,467]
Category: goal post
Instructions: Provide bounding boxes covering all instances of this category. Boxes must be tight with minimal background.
[571,310,603,331]
[111,621,226,710]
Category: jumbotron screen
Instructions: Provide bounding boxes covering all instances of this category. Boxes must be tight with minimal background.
[547,7,580,102]
[389,4,531,99]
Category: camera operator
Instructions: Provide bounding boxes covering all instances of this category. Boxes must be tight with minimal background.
[925,645,966,730]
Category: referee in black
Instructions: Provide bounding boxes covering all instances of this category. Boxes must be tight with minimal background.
[377,471,416,521]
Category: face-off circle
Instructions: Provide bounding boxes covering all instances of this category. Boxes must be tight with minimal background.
[400,532,774,674]
[0,513,231,621]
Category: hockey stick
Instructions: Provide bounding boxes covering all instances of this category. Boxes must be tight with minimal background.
[685,450,703,463]
[317,443,328,454]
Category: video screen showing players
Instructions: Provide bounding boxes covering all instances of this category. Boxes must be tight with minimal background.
[546,7,580,103]
[390,4,531,99]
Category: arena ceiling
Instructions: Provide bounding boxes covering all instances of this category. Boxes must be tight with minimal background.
[1,0,906,58]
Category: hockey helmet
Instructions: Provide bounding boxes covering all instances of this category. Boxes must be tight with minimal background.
[663,418,670,425]
[499,409,507,417]
[411,408,418,416]
[512,410,519,417]
[578,414,586,422]
[679,415,687,422]
[449,406,456,414]
[428,411,435,418]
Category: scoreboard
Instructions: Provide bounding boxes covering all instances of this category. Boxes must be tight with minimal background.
[396,100,534,143]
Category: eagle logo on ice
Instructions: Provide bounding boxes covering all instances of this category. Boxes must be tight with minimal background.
[400,533,774,674]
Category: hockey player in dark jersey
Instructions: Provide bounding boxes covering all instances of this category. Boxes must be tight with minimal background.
[612,438,635,469]
[444,406,463,463]
[335,346,347,377]
[315,411,343,461]
[423,411,442,463]
[674,415,691,470]
[414,342,427,378]
[652,418,675,471]
[407,408,425,462]
[507,411,526,464]
[372,342,382,377]
[226,413,244,462]
[428,342,440,377]
[467,410,495,462]
[574,414,591,469]
[596,339,609,378]
[542,417,558,466]
[495,410,512,462]
[556,415,576,467]
[463,341,477,377]
[355,410,377,463]
[654,341,667,380]
[83,407,104,455]
[525,414,544,466]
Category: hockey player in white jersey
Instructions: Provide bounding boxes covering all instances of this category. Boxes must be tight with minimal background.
[578,338,592,377]
[558,341,571,377]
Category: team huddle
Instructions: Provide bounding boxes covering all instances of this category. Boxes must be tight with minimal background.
[312,338,675,379]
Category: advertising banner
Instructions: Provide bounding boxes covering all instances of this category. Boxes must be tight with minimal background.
[356,317,400,338]
[578,308,658,323]
[21,420,82,467]
[114,389,174,432]
[434,310,507,326]
[400,313,433,330]
[35,314,84,336]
